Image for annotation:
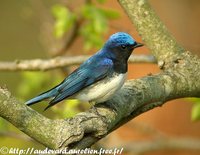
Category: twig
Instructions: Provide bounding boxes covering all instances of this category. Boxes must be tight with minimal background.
[1,0,200,150]
[0,54,156,72]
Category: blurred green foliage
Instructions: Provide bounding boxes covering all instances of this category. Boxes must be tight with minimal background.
[17,72,63,101]
[17,71,82,119]
[189,98,200,121]
[80,5,119,50]
[52,0,119,50]
[53,99,80,118]
[4,0,120,148]
[0,70,82,135]
[0,118,8,130]
[16,0,120,119]
[52,4,76,38]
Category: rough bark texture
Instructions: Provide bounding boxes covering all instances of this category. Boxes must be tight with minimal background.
[119,0,185,62]
[0,0,200,150]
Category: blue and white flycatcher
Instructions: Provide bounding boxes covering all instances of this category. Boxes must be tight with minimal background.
[26,32,143,110]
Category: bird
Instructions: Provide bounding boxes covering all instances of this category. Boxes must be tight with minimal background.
[26,32,143,110]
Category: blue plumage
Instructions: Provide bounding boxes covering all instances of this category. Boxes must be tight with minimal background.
[26,32,143,110]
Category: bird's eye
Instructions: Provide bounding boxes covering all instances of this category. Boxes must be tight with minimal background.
[121,45,127,50]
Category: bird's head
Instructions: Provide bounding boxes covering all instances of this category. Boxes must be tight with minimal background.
[103,32,143,61]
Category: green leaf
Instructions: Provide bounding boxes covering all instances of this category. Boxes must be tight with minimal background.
[52,5,76,38]
[80,3,119,50]
[80,5,108,50]
[52,4,69,19]
[96,0,106,3]
[100,8,120,19]
[80,24,104,51]
[191,103,200,121]
[81,5,95,19]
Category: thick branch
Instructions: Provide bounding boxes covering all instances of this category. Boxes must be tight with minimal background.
[1,57,200,149]
[0,55,156,72]
[118,0,185,62]
[0,0,200,151]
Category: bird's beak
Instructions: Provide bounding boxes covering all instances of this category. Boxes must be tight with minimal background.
[134,42,144,48]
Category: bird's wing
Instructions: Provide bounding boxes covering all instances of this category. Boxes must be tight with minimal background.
[45,58,113,110]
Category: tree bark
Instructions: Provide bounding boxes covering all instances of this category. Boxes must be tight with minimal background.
[0,0,200,150]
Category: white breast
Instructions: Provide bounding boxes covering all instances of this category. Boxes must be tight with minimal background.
[74,73,127,103]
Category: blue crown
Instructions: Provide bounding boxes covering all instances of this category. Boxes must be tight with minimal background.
[108,32,136,46]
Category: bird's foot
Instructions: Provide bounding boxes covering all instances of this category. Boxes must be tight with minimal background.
[89,101,100,116]
[89,102,107,126]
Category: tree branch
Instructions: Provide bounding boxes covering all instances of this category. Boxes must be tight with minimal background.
[118,0,185,63]
[1,60,200,149]
[0,55,156,72]
[0,0,200,151]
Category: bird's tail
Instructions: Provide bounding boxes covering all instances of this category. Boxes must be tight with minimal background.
[25,88,58,106]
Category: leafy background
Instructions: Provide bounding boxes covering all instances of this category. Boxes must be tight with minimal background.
[0,0,200,155]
